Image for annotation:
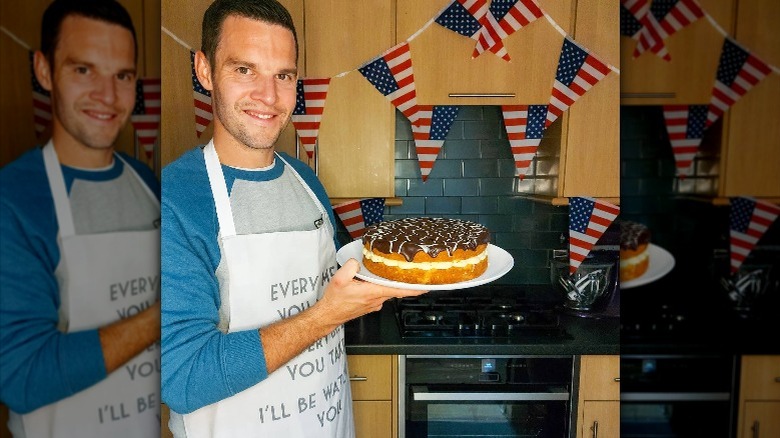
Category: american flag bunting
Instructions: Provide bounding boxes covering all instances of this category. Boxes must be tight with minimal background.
[729,197,780,273]
[191,51,213,137]
[334,198,386,240]
[621,0,670,61]
[620,3,643,37]
[292,78,330,159]
[29,51,52,139]
[358,42,420,125]
[130,78,161,159]
[655,0,704,40]
[435,0,510,61]
[501,104,547,179]
[662,105,708,177]
[412,105,459,181]
[546,37,611,128]
[568,197,620,274]
[474,0,544,61]
[706,37,772,128]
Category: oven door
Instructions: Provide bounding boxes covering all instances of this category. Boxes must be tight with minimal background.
[399,355,574,438]
[405,385,570,438]
[620,354,738,438]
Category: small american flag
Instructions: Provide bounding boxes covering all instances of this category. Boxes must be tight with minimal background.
[662,105,707,177]
[292,78,330,159]
[435,0,509,61]
[411,105,459,181]
[191,51,213,137]
[730,197,780,274]
[501,104,546,179]
[621,0,670,61]
[130,78,161,159]
[358,42,419,125]
[334,198,386,240]
[706,38,772,128]
[29,51,52,139]
[620,3,643,37]
[546,37,611,128]
[568,197,620,274]
[473,0,543,61]
[656,0,704,39]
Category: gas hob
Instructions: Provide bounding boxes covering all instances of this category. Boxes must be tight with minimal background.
[394,286,567,340]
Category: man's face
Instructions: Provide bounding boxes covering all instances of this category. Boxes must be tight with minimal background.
[207,16,298,151]
[45,15,137,151]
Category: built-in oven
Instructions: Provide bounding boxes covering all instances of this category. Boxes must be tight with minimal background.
[620,354,739,437]
[399,355,575,438]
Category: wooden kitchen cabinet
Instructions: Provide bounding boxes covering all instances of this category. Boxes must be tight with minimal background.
[347,354,398,438]
[718,0,780,201]
[1,0,160,169]
[161,0,396,201]
[576,355,620,438]
[620,0,735,105]
[397,0,618,202]
[737,355,780,438]
[620,0,780,202]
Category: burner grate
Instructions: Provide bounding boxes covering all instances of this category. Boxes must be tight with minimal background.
[395,287,564,339]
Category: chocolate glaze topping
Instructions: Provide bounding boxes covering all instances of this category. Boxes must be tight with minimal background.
[362,217,490,262]
[619,220,650,250]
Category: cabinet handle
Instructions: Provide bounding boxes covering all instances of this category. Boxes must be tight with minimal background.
[448,93,516,98]
[614,378,620,382]
[620,92,676,98]
[349,376,368,382]
[751,420,759,438]
[592,420,599,438]
[774,377,780,383]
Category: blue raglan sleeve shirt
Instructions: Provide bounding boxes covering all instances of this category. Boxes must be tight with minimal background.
[0,148,160,414]
[160,147,338,415]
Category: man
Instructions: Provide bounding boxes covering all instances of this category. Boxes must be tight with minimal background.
[160,0,426,436]
[0,1,161,437]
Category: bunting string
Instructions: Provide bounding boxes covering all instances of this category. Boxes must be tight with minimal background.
[701,12,780,75]
[0,26,32,51]
[159,0,621,80]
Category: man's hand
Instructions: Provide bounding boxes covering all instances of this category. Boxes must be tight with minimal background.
[260,259,427,374]
[98,301,161,373]
[315,258,427,327]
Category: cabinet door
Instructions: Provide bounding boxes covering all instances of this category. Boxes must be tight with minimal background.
[561,0,619,199]
[739,356,780,401]
[396,0,574,106]
[579,355,620,401]
[347,354,392,401]
[354,400,393,438]
[720,0,780,199]
[579,401,619,438]
[740,402,780,438]
[303,0,396,199]
[620,0,736,105]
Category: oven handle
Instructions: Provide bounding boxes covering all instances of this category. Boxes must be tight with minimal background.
[621,392,731,401]
[412,389,570,402]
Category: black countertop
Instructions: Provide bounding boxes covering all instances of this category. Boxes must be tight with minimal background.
[344,285,620,356]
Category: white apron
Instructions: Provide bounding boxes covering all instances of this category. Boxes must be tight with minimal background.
[181,142,353,438]
[20,142,160,438]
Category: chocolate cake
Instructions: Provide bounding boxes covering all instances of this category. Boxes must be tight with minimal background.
[361,217,490,284]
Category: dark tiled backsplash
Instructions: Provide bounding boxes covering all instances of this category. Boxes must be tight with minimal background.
[336,106,571,285]
[620,106,779,272]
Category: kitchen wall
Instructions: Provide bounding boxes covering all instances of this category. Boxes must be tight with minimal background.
[335,105,612,286]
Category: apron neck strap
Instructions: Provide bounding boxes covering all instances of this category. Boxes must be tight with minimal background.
[203,141,237,237]
[42,141,76,238]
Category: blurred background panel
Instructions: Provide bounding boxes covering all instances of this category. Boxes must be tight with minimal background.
[0,0,161,174]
